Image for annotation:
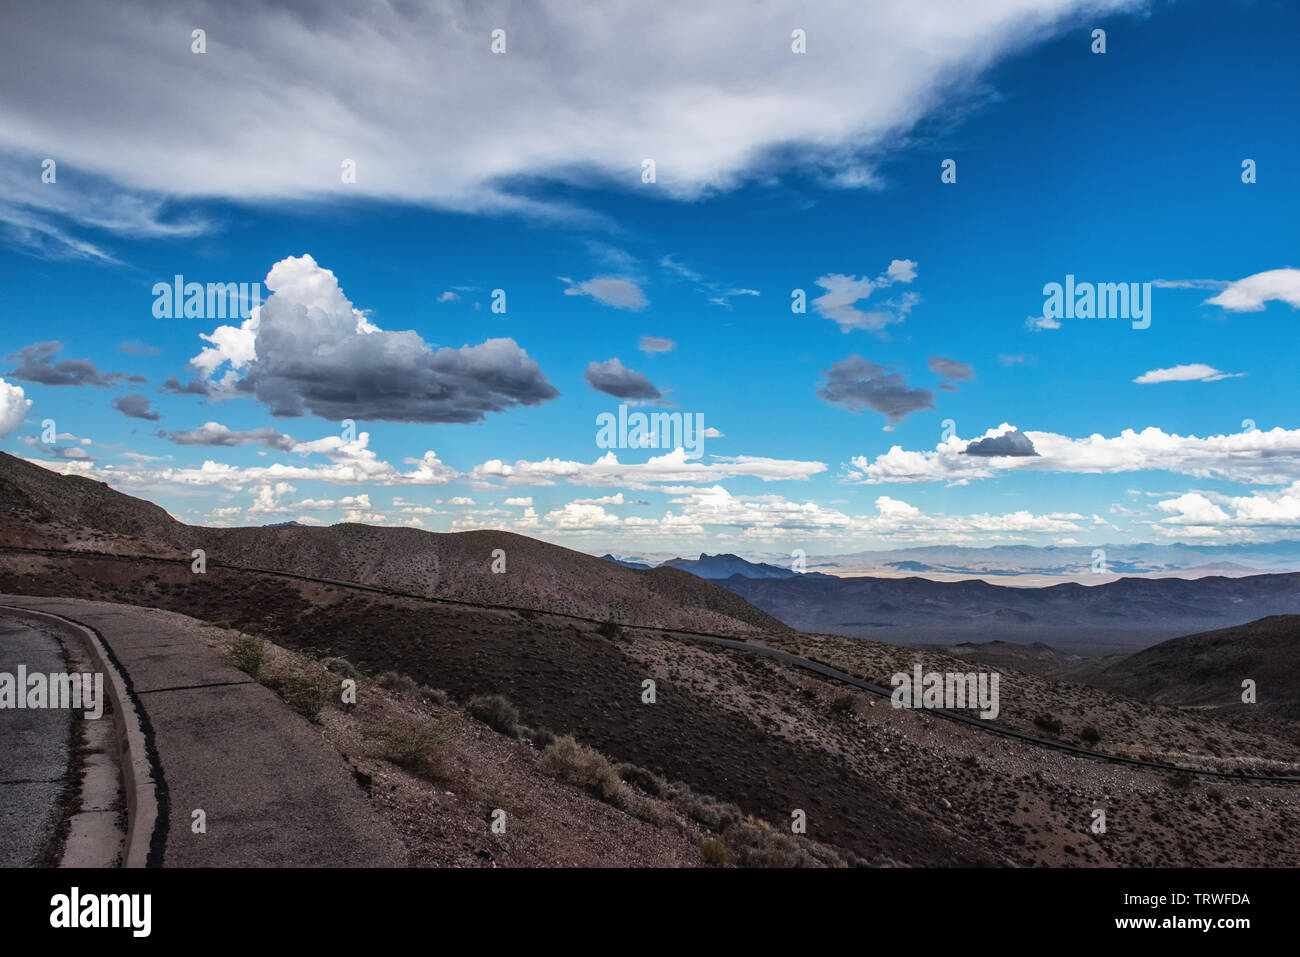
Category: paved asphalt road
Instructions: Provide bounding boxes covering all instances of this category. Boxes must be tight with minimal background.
[0,617,72,866]
[0,596,408,867]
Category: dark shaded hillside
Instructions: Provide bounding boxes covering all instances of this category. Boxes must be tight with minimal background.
[0,452,179,553]
[0,452,784,635]
[1080,615,1300,718]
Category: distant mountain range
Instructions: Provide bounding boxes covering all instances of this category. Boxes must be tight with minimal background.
[599,554,652,570]
[658,553,834,580]
[716,572,1300,653]
[815,542,1300,580]
[602,542,1300,586]
[594,549,1300,653]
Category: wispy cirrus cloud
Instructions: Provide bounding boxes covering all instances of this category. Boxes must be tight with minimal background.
[0,0,1142,252]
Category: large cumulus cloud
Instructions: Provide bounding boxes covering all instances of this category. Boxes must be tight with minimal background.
[0,377,31,437]
[191,255,558,424]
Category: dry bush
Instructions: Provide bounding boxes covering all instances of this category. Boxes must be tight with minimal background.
[468,694,520,736]
[1034,714,1063,735]
[617,762,668,797]
[664,782,743,832]
[624,792,676,829]
[379,671,421,696]
[699,837,733,867]
[368,715,453,782]
[229,633,269,678]
[539,735,625,806]
[261,664,336,722]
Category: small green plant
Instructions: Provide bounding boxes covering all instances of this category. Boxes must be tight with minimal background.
[230,633,269,678]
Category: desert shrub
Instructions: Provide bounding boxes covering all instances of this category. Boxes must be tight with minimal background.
[538,735,624,806]
[1167,772,1195,790]
[262,664,335,722]
[617,762,668,797]
[230,633,269,678]
[664,782,743,832]
[624,792,675,829]
[323,657,358,678]
[830,692,858,714]
[529,726,557,750]
[596,620,622,640]
[368,716,452,781]
[1033,714,1063,735]
[379,671,421,696]
[699,837,733,867]
[468,694,520,736]
[1080,725,1102,745]
[421,686,451,707]
[721,820,802,868]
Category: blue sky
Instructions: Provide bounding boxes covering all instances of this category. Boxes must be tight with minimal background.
[2,0,1298,557]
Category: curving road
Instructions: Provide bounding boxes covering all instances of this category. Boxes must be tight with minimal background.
[659,631,1300,785]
